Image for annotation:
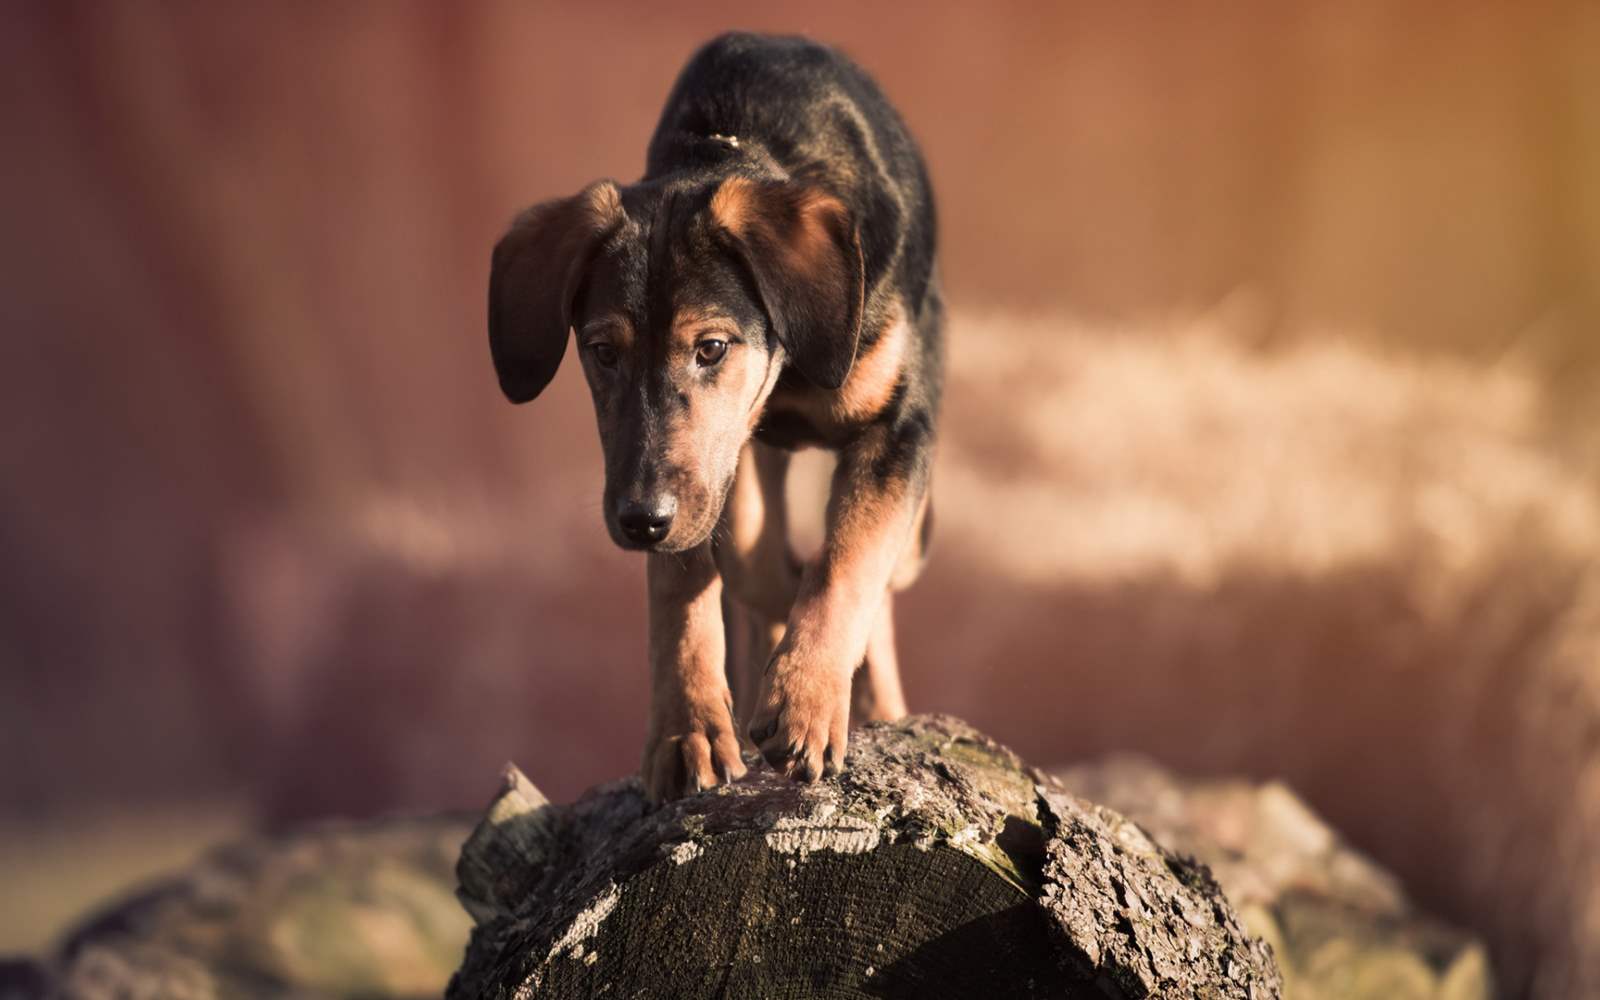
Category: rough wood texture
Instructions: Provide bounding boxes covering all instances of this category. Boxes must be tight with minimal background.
[10,719,1495,999]
[21,816,473,1000]
[451,715,1281,999]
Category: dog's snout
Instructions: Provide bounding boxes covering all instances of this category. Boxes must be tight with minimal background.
[617,496,677,547]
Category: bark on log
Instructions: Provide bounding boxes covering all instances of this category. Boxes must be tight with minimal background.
[30,816,473,1000]
[451,715,1281,999]
[15,719,1495,999]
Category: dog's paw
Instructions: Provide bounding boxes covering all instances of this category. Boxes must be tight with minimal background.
[642,688,747,803]
[747,653,852,783]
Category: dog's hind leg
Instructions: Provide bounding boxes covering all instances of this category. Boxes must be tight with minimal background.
[851,592,908,724]
[724,598,789,731]
[721,591,752,719]
[716,441,800,725]
[850,494,928,725]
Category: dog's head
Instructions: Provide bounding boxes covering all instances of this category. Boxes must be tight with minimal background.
[489,176,864,552]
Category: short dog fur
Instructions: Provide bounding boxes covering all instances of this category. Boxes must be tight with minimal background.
[489,32,942,801]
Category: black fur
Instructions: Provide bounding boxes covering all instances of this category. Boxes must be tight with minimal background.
[648,32,943,452]
[489,31,943,544]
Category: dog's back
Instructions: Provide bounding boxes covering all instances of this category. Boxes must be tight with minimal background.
[646,32,936,315]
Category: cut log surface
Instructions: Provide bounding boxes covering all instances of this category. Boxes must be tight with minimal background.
[19,717,1496,999]
[451,715,1281,999]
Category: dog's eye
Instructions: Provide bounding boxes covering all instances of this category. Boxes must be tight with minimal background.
[589,343,619,369]
[695,340,728,367]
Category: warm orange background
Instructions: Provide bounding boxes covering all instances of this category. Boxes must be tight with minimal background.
[2,3,1597,996]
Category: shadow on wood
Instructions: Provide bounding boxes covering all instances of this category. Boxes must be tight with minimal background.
[452,715,1281,999]
[13,717,1497,999]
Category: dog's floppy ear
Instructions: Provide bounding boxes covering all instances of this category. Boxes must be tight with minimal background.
[709,177,865,389]
[489,180,624,403]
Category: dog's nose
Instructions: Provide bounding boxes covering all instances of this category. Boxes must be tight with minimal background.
[617,496,676,547]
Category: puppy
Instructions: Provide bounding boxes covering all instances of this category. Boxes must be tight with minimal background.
[488,32,941,801]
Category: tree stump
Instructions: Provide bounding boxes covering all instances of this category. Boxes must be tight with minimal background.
[451,715,1281,999]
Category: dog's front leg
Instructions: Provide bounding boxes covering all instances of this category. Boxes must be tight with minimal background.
[642,543,746,802]
[747,424,928,780]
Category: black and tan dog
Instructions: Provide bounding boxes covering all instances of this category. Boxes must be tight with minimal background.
[488,32,941,801]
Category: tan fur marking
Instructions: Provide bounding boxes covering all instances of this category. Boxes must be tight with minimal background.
[786,190,848,273]
[835,303,908,420]
[670,306,740,349]
[709,176,756,235]
[658,324,782,547]
[642,545,745,800]
[818,475,912,613]
[647,547,722,688]
[767,301,910,428]
[582,180,623,225]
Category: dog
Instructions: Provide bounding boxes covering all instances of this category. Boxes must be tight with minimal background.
[488,32,941,801]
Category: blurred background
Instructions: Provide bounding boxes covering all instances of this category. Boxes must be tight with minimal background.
[2,2,1597,996]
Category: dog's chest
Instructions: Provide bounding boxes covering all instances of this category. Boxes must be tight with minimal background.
[754,391,849,449]
[755,303,911,450]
